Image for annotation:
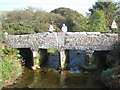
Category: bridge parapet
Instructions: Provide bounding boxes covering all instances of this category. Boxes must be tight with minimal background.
[6,32,119,51]
[65,32,118,51]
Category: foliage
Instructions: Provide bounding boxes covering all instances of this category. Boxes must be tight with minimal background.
[88,9,109,32]
[1,46,21,59]
[83,64,98,70]
[47,13,66,31]
[2,5,119,34]
[90,0,120,32]
[0,45,22,83]
[116,1,120,33]
[3,23,35,35]
[105,52,114,64]
[102,43,120,88]
[51,7,88,32]
[47,49,57,53]
[101,68,117,88]
[105,43,120,67]
[2,7,66,33]
[0,31,4,43]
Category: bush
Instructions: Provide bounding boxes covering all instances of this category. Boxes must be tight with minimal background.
[51,7,88,32]
[2,8,66,33]
[101,68,117,88]
[0,45,22,83]
[83,64,98,70]
[88,9,109,32]
[105,43,120,67]
[3,23,35,35]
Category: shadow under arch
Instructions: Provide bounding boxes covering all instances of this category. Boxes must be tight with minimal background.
[18,48,34,67]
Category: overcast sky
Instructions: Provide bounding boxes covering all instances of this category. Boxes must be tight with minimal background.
[0,0,119,15]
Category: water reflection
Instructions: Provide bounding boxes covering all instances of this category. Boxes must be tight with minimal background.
[68,50,85,69]
[44,50,85,70]
[69,70,81,74]
[3,67,106,89]
[60,71,67,88]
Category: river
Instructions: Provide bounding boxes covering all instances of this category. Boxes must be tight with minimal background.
[2,50,107,89]
[2,67,106,88]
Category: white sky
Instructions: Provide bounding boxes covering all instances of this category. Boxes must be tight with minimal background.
[0,0,119,15]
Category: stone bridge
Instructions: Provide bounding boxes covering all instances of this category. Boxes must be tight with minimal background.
[5,32,119,69]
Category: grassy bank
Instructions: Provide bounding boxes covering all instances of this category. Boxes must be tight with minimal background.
[0,44,22,88]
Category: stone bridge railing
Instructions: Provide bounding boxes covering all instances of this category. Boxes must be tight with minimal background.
[6,32,119,51]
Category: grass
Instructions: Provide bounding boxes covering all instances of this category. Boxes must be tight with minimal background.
[2,58,22,83]
[47,49,58,53]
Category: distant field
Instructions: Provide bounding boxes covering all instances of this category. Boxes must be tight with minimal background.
[0,11,9,16]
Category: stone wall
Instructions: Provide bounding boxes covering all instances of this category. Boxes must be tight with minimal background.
[6,32,119,51]
[65,32,118,51]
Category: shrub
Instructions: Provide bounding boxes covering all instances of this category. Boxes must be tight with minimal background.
[101,68,117,88]
[83,64,98,70]
[88,9,109,32]
[51,7,88,32]
[0,45,22,83]
[3,23,35,35]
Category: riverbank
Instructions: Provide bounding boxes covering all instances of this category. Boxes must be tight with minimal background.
[0,44,22,90]
[0,73,20,90]
[0,70,22,90]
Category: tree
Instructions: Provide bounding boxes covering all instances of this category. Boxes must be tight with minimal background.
[116,1,120,33]
[2,7,66,33]
[51,7,88,32]
[88,9,108,32]
[90,0,119,31]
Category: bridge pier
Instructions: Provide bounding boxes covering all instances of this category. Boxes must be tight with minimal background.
[59,50,69,70]
[86,50,94,65]
[31,49,48,69]
[32,50,40,67]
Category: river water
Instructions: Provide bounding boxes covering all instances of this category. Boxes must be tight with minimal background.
[2,50,107,89]
[3,67,106,88]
